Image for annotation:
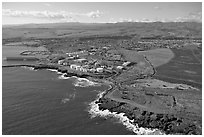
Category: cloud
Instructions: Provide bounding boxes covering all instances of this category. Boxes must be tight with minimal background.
[44,3,51,7]
[3,9,70,20]
[154,6,162,10]
[2,9,103,21]
[86,10,103,18]
[69,10,103,19]
[175,12,202,22]
[118,18,135,22]
[108,18,117,23]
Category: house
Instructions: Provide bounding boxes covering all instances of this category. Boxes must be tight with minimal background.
[89,68,96,73]
[70,64,88,72]
[79,67,87,72]
[122,61,131,67]
[116,66,124,70]
[75,58,87,63]
[75,65,81,71]
[94,62,101,67]
[66,56,75,60]
[58,60,64,65]
[63,62,69,66]
[70,64,80,70]
[96,68,103,73]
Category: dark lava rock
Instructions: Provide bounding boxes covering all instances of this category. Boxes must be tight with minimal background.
[98,98,122,111]
[58,67,67,73]
[98,97,202,135]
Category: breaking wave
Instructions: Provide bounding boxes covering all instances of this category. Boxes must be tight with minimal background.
[61,92,76,104]
[88,91,165,135]
[58,73,71,79]
[46,69,70,79]
[21,66,36,71]
[47,69,63,75]
[47,69,58,72]
[73,77,100,87]
[47,69,100,87]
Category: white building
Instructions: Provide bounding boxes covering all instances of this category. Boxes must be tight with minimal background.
[89,68,96,73]
[122,61,131,66]
[75,58,87,63]
[70,64,80,70]
[70,64,88,72]
[96,68,103,73]
[75,65,81,71]
[79,67,87,72]
[58,60,64,65]
[116,66,124,70]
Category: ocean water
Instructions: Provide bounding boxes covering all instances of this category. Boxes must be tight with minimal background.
[2,67,135,135]
[2,46,40,66]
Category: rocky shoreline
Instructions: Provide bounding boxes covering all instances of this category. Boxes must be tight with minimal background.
[94,96,201,135]
[3,64,95,79]
[88,90,165,135]
[3,62,202,135]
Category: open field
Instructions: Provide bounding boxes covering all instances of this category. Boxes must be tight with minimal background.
[2,21,202,135]
[3,22,202,40]
[114,49,154,82]
[154,48,202,89]
[138,48,174,67]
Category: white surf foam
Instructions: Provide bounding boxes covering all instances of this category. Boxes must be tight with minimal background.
[61,98,70,103]
[58,73,70,79]
[47,69,63,74]
[47,69,58,72]
[46,69,70,79]
[61,92,76,104]
[88,91,165,135]
[21,66,36,71]
[73,77,100,87]
[47,69,101,87]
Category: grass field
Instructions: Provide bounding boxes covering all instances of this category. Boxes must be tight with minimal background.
[115,49,154,82]
[154,48,202,89]
[138,48,174,68]
[3,22,202,39]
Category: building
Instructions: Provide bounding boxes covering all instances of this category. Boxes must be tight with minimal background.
[70,64,88,72]
[89,68,96,73]
[116,66,124,70]
[66,56,75,60]
[96,68,104,73]
[75,58,87,63]
[79,67,87,72]
[70,64,80,70]
[58,60,64,65]
[122,61,131,67]
[62,62,69,66]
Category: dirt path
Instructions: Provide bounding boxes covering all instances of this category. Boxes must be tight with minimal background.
[103,54,157,112]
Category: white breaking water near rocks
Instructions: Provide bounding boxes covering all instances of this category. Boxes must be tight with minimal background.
[72,76,100,87]
[21,66,36,71]
[88,91,165,135]
[58,73,70,79]
[47,69,58,72]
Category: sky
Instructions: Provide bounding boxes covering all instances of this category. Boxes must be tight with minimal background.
[2,2,202,24]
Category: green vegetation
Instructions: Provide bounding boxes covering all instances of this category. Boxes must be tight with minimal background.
[2,22,202,135]
[154,48,202,89]
[3,22,202,39]
[138,48,174,67]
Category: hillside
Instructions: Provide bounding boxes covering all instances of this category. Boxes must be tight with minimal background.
[2,22,202,40]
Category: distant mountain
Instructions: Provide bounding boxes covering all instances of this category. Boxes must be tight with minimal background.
[2,22,202,39]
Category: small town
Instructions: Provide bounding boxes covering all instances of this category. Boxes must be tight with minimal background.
[38,48,134,78]
[2,2,202,135]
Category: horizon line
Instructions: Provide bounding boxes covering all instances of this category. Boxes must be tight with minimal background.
[2,21,202,26]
